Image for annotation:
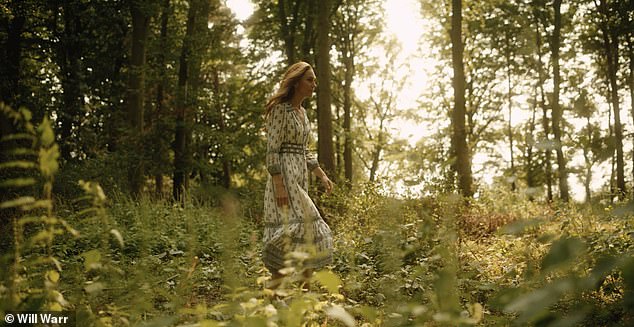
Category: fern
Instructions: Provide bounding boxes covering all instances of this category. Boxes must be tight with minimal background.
[0,104,77,312]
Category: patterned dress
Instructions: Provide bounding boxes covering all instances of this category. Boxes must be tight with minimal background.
[263,102,333,272]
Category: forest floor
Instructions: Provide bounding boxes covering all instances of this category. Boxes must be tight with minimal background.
[3,183,634,326]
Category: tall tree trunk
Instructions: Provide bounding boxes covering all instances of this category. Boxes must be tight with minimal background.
[127,2,151,196]
[598,0,625,199]
[628,38,634,196]
[450,0,473,197]
[505,33,516,191]
[551,0,569,202]
[316,0,335,177]
[58,1,84,161]
[525,87,538,201]
[583,116,593,203]
[607,90,615,203]
[174,0,197,202]
[534,6,553,202]
[0,1,25,177]
[335,104,342,178]
[173,0,210,202]
[343,39,354,186]
[301,0,317,62]
[154,0,170,197]
[212,69,231,188]
[0,2,25,107]
[278,0,302,65]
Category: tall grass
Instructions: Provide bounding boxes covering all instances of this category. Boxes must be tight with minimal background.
[1,104,633,326]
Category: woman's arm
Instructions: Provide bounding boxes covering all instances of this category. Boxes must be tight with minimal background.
[311,167,334,194]
[266,107,289,207]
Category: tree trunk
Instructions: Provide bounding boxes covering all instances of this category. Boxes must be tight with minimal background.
[127,3,150,196]
[525,88,538,201]
[551,0,569,202]
[534,7,553,202]
[301,0,317,62]
[174,0,196,202]
[598,0,625,200]
[343,40,354,185]
[154,0,170,197]
[212,69,231,189]
[278,0,303,65]
[584,116,593,203]
[58,1,84,161]
[0,2,25,171]
[628,38,634,196]
[316,0,336,177]
[0,3,25,107]
[505,33,516,191]
[173,0,210,202]
[450,0,473,197]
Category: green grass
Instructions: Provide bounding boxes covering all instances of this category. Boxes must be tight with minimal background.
[1,106,633,326]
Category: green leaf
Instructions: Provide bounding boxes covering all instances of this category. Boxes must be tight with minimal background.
[541,237,586,273]
[84,282,105,295]
[29,230,55,245]
[20,200,52,211]
[7,148,38,156]
[1,133,36,142]
[81,250,102,271]
[38,116,55,147]
[314,270,342,294]
[47,270,60,283]
[0,161,38,170]
[0,178,37,188]
[110,229,124,248]
[39,144,60,177]
[0,196,36,209]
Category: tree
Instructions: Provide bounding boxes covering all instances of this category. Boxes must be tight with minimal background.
[550,0,570,202]
[594,0,625,200]
[127,0,153,196]
[572,88,610,203]
[332,0,381,186]
[450,0,473,197]
[531,0,554,201]
[54,0,85,161]
[316,0,335,177]
[354,39,404,182]
[173,0,210,201]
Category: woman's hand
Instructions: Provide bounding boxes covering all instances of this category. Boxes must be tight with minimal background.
[311,167,334,194]
[272,175,289,207]
[319,175,334,194]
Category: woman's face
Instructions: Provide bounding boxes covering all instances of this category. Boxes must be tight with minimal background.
[295,68,317,99]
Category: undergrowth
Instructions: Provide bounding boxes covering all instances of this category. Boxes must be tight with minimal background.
[1,104,633,326]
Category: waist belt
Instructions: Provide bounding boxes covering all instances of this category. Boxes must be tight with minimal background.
[279,142,305,154]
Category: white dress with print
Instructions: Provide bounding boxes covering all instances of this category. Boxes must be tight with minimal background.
[263,102,333,272]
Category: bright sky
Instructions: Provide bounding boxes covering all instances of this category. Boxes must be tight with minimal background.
[225,0,429,143]
[224,0,592,201]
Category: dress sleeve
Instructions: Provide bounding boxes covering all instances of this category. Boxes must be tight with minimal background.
[305,127,320,172]
[266,106,285,175]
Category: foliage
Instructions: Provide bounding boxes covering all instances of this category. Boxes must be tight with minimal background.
[0,104,77,313]
[1,114,633,325]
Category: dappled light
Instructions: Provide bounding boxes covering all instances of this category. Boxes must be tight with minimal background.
[1,0,634,326]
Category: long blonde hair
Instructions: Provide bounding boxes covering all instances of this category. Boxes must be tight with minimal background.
[265,61,312,117]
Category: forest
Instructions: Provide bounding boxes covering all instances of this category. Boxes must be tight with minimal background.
[1,0,633,326]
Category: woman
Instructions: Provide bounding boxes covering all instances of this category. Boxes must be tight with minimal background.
[263,61,334,285]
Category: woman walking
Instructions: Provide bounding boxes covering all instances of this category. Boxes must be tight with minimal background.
[263,62,334,287]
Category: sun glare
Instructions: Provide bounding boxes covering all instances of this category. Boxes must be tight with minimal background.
[225,0,254,21]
